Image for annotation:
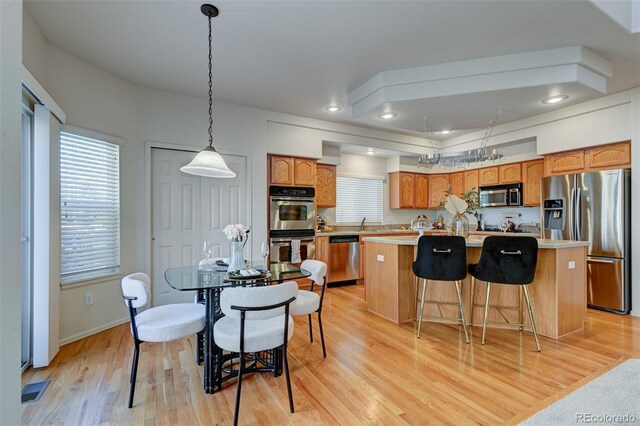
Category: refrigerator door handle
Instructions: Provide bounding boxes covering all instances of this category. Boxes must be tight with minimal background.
[569,188,576,240]
[575,187,582,241]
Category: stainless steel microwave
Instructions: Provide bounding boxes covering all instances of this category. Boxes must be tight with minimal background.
[479,183,522,207]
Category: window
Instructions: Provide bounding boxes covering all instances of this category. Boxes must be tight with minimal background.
[60,130,120,283]
[336,176,383,223]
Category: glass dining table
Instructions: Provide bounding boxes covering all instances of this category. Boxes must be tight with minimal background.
[164,262,311,394]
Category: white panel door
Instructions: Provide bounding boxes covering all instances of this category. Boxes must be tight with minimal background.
[151,148,247,306]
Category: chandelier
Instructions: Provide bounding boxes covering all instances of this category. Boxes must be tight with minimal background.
[418,108,503,168]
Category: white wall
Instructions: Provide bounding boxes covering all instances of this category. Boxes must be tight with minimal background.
[0,0,24,423]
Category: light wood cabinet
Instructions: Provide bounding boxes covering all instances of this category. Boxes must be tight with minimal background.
[414,174,430,209]
[585,141,631,170]
[428,174,449,209]
[499,163,521,183]
[522,159,544,206]
[269,156,294,185]
[316,164,336,207]
[316,235,329,281]
[293,158,316,186]
[463,169,479,193]
[544,150,585,176]
[389,172,415,209]
[479,167,499,186]
[449,172,464,196]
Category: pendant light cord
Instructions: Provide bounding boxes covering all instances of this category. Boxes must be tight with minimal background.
[208,14,214,148]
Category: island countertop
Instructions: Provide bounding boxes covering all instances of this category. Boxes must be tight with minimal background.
[361,234,589,249]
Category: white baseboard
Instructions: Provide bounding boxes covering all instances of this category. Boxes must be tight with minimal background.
[59,317,129,346]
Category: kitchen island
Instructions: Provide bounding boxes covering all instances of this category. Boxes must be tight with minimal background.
[362,235,588,339]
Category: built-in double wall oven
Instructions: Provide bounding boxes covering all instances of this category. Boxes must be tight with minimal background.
[269,186,316,264]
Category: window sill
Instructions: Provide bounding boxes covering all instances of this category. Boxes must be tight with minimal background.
[60,271,123,290]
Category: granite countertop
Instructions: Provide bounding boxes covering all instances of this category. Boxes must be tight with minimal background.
[316,229,418,236]
[361,234,589,249]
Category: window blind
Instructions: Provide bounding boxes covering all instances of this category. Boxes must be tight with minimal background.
[336,176,383,223]
[60,131,120,282]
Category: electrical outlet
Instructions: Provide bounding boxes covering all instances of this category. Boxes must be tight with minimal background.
[85,293,94,306]
[568,261,576,269]
[376,254,384,262]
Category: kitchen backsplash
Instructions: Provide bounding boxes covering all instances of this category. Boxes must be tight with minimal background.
[318,206,541,230]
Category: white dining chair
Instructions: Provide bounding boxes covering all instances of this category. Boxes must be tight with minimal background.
[290,259,328,357]
[213,281,298,426]
[121,272,206,408]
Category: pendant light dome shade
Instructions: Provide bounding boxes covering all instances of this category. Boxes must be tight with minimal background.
[180,4,235,179]
[180,146,236,178]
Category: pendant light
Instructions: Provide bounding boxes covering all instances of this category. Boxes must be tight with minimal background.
[180,4,236,178]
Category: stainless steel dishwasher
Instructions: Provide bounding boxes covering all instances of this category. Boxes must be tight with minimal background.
[328,235,360,284]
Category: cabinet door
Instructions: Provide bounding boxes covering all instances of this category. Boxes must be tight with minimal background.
[479,167,499,186]
[499,163,521,183]
[428,174,449,209]
[449,172,464,196]
[316,164,336,207]
[316,236,330,282]
[544,150,585,176]
[586,141,631,170]
[414,174,429,209]
[293,158,316,186]
[522,159,544,206]
[400,173,415,208]
[463,169,479,193]
[270,156,294,185]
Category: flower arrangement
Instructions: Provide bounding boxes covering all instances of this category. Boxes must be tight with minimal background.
[440,187,482,215]
[223,224,250,241]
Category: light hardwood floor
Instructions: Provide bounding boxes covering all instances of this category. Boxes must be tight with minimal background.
[23,285,640,425]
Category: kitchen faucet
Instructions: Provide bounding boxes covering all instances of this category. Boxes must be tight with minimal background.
[360,217,366,231]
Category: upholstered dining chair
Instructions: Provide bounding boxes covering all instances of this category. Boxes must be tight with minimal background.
[121,273,206,408]
[290,259,328,357]
[468,236,541,351]
[413,235,469,343]
[214,281,298,426]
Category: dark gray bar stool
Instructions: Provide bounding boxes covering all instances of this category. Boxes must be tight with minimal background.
[413,236,469,343]
[468,236,541,351]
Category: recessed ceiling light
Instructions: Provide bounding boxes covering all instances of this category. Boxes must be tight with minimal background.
[325,105,341,112]
[543,95,568,104]
[438,130,452,135]
[366,149,376,155]
[377,112,397,120]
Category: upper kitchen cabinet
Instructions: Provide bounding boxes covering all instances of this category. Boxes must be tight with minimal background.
[269,155,316,186]
[414,174,430,209]
[463,169,479,193]
[428,174,449,209]
[389,172,415,209]
[585,141,631,171]
[521,159,544,206]
[449,172,464,196]
[293,158,316,186]
[316,164,337,207]
[478,166,499,186]
[544,149,585,176]
[498,163,521,183]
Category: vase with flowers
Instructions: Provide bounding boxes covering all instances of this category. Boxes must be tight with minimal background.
[223,224,250,272]
[441,188,482,237]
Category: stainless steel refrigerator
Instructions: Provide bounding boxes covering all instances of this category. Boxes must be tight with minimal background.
[540,169,630,314]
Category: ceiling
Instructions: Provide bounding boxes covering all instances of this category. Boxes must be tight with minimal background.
[25,0,640,140]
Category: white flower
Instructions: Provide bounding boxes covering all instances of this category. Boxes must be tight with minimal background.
[223,224,250,241]
[444,194,468,215]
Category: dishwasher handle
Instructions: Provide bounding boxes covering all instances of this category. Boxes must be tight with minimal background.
[329,235,360,244]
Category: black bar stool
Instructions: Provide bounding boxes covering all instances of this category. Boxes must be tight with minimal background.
[413,235,469,343]
[468,236,541,351]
